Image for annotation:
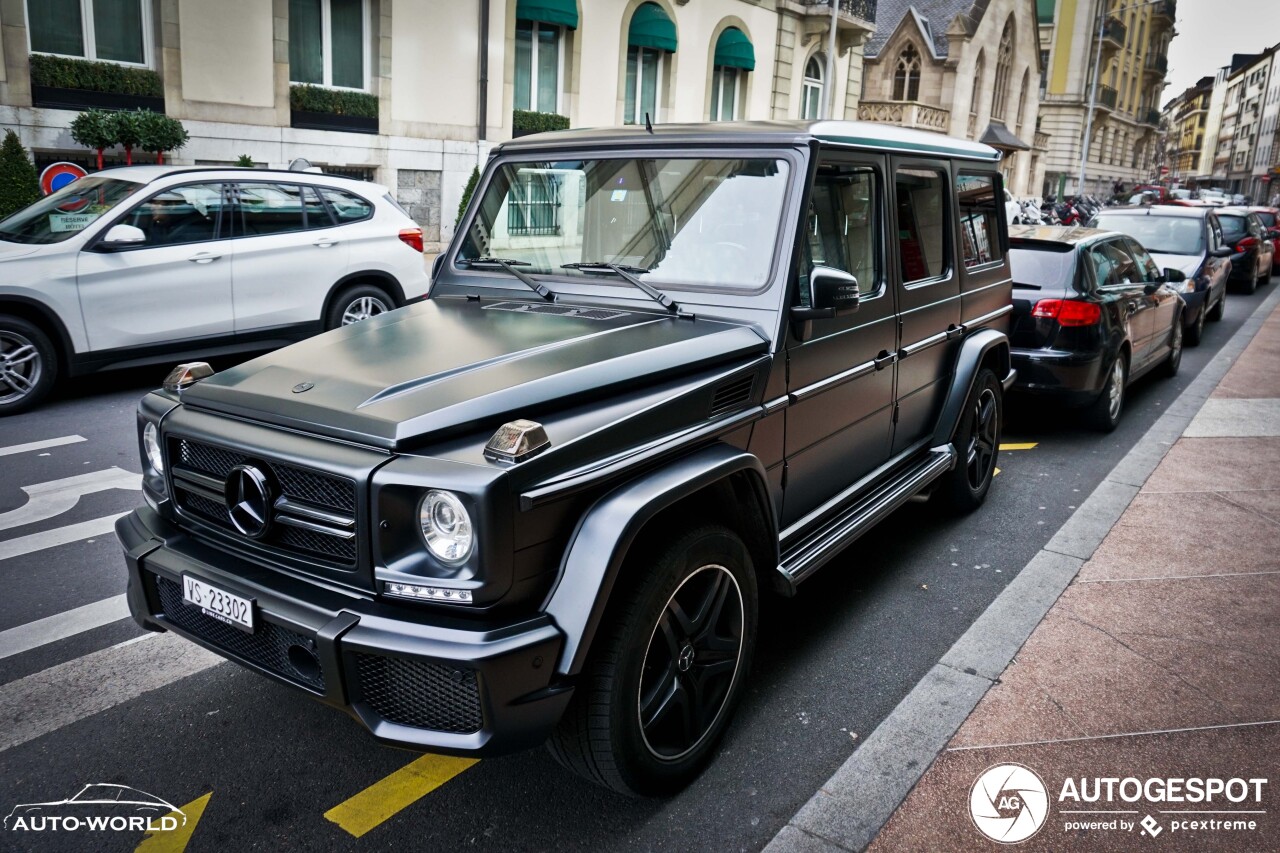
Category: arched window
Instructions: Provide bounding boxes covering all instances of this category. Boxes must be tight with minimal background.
[624,3,677,125]
[802,55,824,119]
[992,19,1014,120]
[892,43,921,101]
[970,51,985,119]
[1015,70,1029,132]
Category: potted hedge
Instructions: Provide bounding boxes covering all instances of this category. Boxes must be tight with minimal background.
[289,85,379,134]
[512,110,569,138]
[110,110,145,165]
[29,54,164,112]
[69,108,116,170]
[138,112,189,164]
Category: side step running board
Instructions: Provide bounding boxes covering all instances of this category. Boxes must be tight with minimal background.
[776,446,957,593]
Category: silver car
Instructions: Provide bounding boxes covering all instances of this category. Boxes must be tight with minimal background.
[0,166,430,414]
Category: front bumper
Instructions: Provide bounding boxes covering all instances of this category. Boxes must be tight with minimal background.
[117,508,572,757]
[1009,347,1108,407]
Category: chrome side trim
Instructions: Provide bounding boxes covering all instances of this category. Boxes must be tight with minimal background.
[900,330,949,357]
[788,360,878,402]
[962,304,1014,328]
[763,395,789,414]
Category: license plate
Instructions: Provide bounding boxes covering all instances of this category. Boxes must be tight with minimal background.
[182,574,255,633]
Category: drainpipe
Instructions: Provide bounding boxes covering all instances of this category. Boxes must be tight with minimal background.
[478,0,490,142]
[823,0,839,119]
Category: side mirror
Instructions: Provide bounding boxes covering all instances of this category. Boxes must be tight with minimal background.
[1143,282,1161,294]
[1211,245,1233,258]
[99,224,146,250]
[791,266,860,322]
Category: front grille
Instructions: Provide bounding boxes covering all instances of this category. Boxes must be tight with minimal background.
[155,575,325,692]
[355,653,483,734]
[170,437,358,567]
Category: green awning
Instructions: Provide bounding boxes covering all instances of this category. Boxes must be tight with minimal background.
[714,27,754,70]
[628,3,677,52]
[516,0,578,29]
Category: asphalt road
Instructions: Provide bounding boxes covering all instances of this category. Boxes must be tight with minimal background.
[0,279,1273,853]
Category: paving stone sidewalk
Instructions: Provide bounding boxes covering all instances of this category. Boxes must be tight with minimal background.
[859,304,1280,851]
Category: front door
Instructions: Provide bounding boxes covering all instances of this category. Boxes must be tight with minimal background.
[76,182,233,351]
[1088,238,1153,369]
[783,152,896,526]
[1126,237,1180,361]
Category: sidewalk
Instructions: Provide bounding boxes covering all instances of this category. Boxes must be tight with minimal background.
[770,295,1280,852]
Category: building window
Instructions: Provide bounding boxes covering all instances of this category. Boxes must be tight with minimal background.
[289,0,368,90]
[802,55,825,120]
[507,171,562,237]
[515,20,563,114]
[27,0,150,66]
[710,66,743,121]
[970,52,984,120]
[992,20,1013,120]
[625,47,665,125]
[1015,70,1029,133]
[892,44,921,101]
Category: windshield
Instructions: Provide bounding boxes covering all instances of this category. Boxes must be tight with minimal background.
[457,157,791,290]
[1255,211,1276,227]
[1009,247,1077,290]
[1096,214,1204,255]
[0,177,143,244]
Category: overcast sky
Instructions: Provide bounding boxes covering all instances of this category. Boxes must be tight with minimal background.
[1163,0,1280,105]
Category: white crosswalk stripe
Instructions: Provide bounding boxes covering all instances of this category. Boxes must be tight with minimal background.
[0,435,86,457]
[0,513,127,562]
[0,467,141,531]
[0,595,130,660]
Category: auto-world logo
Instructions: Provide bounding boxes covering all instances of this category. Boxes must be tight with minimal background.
[969,763,1050,844]
[4,784,184,834]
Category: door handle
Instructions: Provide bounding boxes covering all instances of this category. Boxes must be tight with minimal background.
[187,252,222,263]
[1126,301,1139,315]
[873,350,896,370]
[313,239,338,248]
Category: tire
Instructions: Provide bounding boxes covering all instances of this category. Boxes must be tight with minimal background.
[547,524,758,797]
[1207,289,1225,321]
[1084,351,1128,432]
[0,314,58,416]
[1184,301,1206,346]
[325,284,394,330]
[1239,263,1258,295]
[938,367,1002,513]
[1160,319,1183,378]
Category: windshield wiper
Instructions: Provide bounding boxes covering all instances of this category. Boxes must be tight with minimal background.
[560,262,679,314]
[461,256,555,302]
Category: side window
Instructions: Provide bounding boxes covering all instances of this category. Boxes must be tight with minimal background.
[803,163,881,303]
[1207,217,1221,252]
[894,168,949,283]
[1089,240,1138,287]
[1125,238,1161,281]
[303,186,334,228]
[236,183,308,236]
[124,183,225,247]
[956,172,1003,268]
[320,187,374,223]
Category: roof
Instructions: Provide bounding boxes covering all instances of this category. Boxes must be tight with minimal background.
[979,122,1030,151]
[867,0,990,59]
[88,164,385,191]
[1095,206,1213,220]
[1009,225,1114,247]
[495,120,1001,161]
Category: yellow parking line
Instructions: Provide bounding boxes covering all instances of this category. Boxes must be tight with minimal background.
[998,442,1038,451]
[324,754,478,838]
[993,467,1001,477]
[135,792,212,853]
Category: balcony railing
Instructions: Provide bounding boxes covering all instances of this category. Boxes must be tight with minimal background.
[1101,17,1127,49]
[856,100,950,132]
[1145,54,1168,74]
[1145,109,1161,126]
[1034,131,1051,150]
[1098,85,1118,110]
[799,0,877,25]
[1151,0,1176,25]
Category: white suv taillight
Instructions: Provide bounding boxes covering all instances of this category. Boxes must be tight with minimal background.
[399,227,424,253]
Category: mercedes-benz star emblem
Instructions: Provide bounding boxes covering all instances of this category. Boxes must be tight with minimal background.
[224,464,273,539]
[292,382,315,394]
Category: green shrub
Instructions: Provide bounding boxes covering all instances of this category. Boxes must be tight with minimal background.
[512,110,569,134]
[236,154,255,167]
[0,131,41,220]
[456,166,480,227]
[289,85,378,119]
[138,112,189,159]
[110,110,145,162]
[69,108,116,167]
[29,54,162,98]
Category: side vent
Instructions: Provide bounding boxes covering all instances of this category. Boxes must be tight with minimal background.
[709,374,756,417]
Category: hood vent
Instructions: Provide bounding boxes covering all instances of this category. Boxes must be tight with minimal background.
[710,374,756,417]
[483,302,628,321]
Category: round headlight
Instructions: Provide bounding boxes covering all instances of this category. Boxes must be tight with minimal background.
[143,422,164,473]
[419,490,473,565]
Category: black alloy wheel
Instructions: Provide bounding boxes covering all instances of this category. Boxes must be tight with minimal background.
[1085,351,1127,432]
[1185,300,1206,346]
[1208,288,1226,321]
[939,367,1002,512]
[1161,319,1183,378]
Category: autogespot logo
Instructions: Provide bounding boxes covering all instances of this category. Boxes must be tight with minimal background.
[969,763,1050,844]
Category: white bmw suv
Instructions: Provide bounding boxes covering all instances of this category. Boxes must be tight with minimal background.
[0,166,431,414]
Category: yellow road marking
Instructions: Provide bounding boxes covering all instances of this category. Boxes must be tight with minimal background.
[136,792,211,853]
[325,754,478,838]
[993,467,1001,477]
[998,442,1038,451]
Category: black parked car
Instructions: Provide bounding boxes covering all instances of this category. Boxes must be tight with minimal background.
[1090,205,1231,345]
[1008,225,1184,431]
[1218,208,1276,294]
[116,121,1016,796]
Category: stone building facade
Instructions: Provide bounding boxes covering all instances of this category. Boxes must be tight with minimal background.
[1161,75,1213,186]
[857,0,1046,197]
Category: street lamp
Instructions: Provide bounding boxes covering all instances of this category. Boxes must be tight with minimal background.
[1078,0,1169,194]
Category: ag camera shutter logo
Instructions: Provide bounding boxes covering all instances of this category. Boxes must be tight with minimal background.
[969,763,1050,844]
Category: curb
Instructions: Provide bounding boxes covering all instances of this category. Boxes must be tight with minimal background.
[764,285,1280,853]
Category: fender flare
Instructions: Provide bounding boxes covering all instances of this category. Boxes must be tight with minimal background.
[543,443,775,677]
[929,328,1012,448]
[321,271,407,321]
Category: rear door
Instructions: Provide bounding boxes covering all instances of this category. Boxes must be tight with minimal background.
[1088,238,1152,368]
[956,171,1012,334]
[228,182,350,333]
[890,159,959,453]
[782,151,896,525]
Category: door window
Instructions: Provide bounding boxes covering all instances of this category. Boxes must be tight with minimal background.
[319,187,373,223]
[956,172,1003,268]
[802,163,880,305]
[302,186,335,228]
[122,183,225,247]
[235,184,309,236]
[1124,238,1161,281]
[894,168,949,283]
[1089,240,1139,287]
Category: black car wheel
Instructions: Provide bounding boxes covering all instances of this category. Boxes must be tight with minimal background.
[1185,301,1206,346]
[548,525,757,796]
[939,367,1001,513]
[1085,351,1127,432]
[1161,320,1183,378]
[1240,262,1258,295]
[1208,289,1225,321]
[0,315,58,416]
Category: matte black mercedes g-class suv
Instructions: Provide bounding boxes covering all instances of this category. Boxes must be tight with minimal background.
[117,121,1015,796]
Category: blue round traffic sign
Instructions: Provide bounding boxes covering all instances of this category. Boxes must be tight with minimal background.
[39,162,88,196]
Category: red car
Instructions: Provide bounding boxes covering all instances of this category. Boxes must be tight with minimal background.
[1246,206,1280,241]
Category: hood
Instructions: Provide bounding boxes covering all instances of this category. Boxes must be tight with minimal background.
[1147,252,1201,278]
[182,297,769,449]
[0,241,39,261]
